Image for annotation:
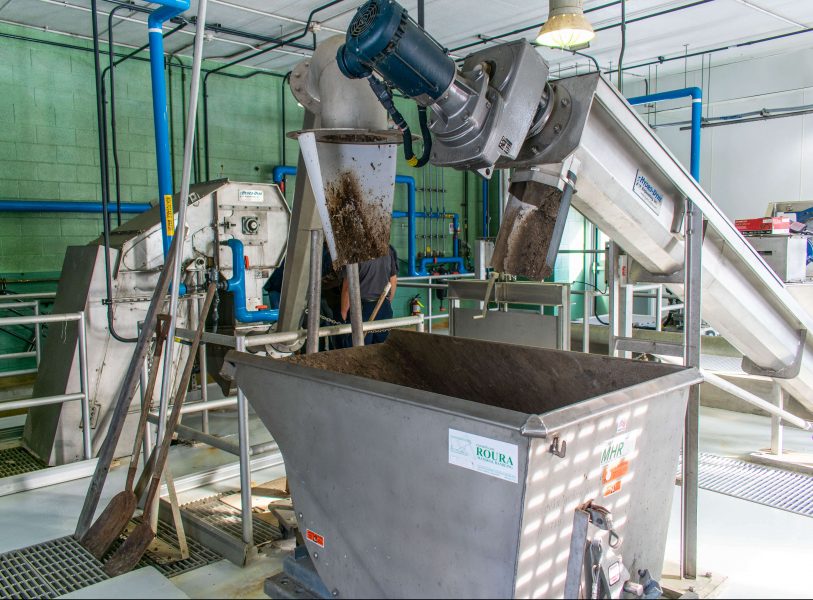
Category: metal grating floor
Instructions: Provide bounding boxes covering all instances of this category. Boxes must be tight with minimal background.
[0,537,106,599]
[681,453,813,517]
[181,493,283,547]
[0,521,222,598]
[0,447,45,478]
[699,453,813,517]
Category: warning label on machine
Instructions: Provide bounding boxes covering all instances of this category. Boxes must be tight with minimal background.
[448,429,518,483]
[306,529,325,548]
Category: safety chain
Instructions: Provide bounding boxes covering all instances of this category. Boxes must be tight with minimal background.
[302,308,403,336]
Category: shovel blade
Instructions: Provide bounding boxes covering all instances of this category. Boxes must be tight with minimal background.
[103,520,156,577]
[77,492,137,560]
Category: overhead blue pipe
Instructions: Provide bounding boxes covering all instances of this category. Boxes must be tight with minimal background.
[272,166,460,277]
[148,0,190,258]
[481,176,489,237]
[0,201,151,213]
[628,87,702,182]
[224,239,279,323]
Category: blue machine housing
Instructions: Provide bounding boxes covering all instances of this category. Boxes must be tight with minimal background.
[337,0,456,103]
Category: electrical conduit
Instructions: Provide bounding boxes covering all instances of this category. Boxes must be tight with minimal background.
[148,0,190,257]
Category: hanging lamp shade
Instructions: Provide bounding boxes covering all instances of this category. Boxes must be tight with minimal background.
[535,0,595,49]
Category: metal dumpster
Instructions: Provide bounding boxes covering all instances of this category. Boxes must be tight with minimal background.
[228,330,700,598]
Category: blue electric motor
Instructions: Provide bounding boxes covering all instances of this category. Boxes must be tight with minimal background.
[337,0,456,104]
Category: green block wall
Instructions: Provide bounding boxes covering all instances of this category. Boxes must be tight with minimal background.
[0,21,594,339]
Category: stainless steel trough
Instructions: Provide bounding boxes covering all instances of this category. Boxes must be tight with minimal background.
[228,331,700,598]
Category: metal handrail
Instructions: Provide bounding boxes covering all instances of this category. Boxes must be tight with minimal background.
[0,310,91,459]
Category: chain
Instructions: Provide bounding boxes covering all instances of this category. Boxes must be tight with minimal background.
[302,308,402,336]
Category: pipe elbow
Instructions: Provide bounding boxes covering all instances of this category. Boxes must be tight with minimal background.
[272,165,298,184]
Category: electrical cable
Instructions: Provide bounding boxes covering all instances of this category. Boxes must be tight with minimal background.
[367,76,432,168]
[91,0,137,343]
[617,0,626,92]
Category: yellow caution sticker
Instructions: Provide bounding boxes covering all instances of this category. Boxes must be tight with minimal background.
[164,194,175,236]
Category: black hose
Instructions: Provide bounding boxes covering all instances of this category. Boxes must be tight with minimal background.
[368,76,432,168]
[91,0,137,343]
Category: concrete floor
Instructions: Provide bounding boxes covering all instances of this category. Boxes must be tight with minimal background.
[0,405,810,598]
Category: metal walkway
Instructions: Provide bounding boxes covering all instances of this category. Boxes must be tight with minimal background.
[0,520,222,599]
[692,453,813,517]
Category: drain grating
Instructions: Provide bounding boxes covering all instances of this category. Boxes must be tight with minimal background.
[680,453,813,517]
[181,493,283,547]
[0,537,106,599]
[0,447,45,478]
[104,518,223,578]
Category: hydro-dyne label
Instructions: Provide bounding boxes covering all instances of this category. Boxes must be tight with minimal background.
[239,189,264,203]
[633,170,664,215]
[449,429,518,483]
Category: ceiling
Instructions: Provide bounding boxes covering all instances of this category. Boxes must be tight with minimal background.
[0,0,810,81]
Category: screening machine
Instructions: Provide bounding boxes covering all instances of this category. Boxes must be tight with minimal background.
[24,180,290,465]
[227,0,813,597]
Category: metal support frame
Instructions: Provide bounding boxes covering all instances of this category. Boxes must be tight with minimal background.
[234,334,254,549]
[346,264,365,347]
[681,200,702,580]
[306,229,324,354]
[771,382,784,455]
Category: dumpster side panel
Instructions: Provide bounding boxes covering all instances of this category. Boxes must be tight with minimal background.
[514,388,689,598]
[236,363,531,599]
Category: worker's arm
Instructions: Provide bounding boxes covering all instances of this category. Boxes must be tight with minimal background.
[389,275,397,301]
[340,277,350,321]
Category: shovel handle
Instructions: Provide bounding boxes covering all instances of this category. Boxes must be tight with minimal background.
[125,315,172,491]
[141,284,217,518]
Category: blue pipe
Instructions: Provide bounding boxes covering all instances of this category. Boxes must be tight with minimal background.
[224,239,279,323]
[628,87,702,182]
[272,165,297,185]
[395,174,418,276]
[272,166,461,277]
[148,1,190,257]
[481,176,489,237]
[419,256,466,275]
[0,201,151,214]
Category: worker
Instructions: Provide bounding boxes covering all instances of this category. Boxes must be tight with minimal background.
[337,245,398,348]
[263,241,343,350]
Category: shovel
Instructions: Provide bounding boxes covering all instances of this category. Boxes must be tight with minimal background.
[79,315,172,559]
[104,283,216,577]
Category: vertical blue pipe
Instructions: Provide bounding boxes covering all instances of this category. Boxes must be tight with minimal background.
[148,1,189,257]
[395,175,417,277]
[481,176,489,237]
[628,87,702,182]
[224,239,280,323]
